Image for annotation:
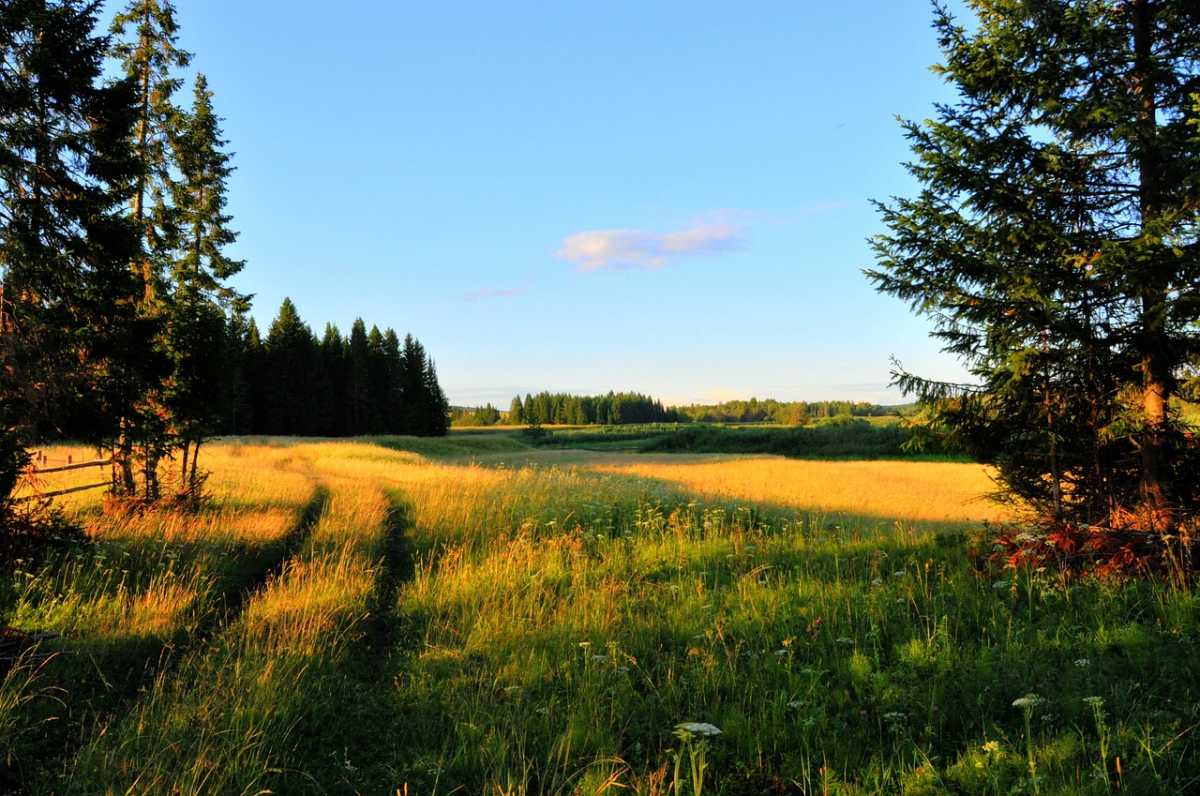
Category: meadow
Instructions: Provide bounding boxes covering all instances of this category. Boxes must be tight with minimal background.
[1,435,1198,794]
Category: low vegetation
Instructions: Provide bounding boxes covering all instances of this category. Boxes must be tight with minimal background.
[519,420,962,461]
[2,436,1197,793]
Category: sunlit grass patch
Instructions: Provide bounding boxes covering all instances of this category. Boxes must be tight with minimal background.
[588,456,1013,525]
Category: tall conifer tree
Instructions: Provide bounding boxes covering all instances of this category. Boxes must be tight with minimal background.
[110,0,190,495]
[868,0,1200,527]
[345,319,371,435]
[0,0,143,506]
[165,73,245,491]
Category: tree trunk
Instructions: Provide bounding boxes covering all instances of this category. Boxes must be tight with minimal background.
[189,440,201,490]
[134,8,154,304]
[118,438,136,495]
[1132,0,1171,527]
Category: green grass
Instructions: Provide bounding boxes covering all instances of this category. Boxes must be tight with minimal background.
[378,469,1200,794]
[2,439,1197,794]
[514,419,965,460]
[642,421,962,460]
[372,433,531,458]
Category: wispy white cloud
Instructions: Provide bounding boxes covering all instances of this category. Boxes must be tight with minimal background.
[462,287,527,302]
[556,215,745,272]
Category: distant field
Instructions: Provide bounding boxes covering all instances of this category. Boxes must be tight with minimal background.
[3,436,1197,793]
[446,418,956,460]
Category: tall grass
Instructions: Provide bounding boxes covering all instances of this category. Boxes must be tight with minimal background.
[383,463,1198,794]
[64,452,395,793]
[3,438,1197,794]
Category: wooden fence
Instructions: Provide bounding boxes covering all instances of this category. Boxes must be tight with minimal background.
[14,452,115,502]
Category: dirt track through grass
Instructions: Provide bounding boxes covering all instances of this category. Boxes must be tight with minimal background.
[3,472,329,792]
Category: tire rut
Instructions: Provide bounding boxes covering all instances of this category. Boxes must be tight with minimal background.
[17,483,331,794]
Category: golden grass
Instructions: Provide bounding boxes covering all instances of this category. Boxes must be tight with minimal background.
[239,477,390,654]
[586,455,1013,524]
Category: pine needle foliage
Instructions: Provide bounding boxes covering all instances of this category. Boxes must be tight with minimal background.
[867,0,1200,528]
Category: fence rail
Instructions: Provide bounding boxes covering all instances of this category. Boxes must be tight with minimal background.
[13,455,115,503]
[29,458,112,475]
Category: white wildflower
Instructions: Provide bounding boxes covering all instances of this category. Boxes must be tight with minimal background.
[1012,693,1043,709]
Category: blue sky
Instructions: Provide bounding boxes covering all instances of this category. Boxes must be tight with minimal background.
[110,1,971,407]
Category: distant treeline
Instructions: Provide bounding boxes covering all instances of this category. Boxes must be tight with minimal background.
[639,420,927,458]
[224,298,449,437]
[507,392,683,426]
[452,393,907,427]
[675,399,904,424]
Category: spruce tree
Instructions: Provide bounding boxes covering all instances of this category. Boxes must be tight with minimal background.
[165,73,245,492]
[263,298,314,435]
[223,308,253,434]
[320,323,346,435]
[366,325,387,433]
[345,319,371,435]
[423,358,450,436]
[382,329,403,432]
[110,0,190,495]
[243,317,265,433]
[0,0,144,506]
[868,0,1200,528]
[399,334,429,434]
[111,0,189,301]
[508,396,524,425]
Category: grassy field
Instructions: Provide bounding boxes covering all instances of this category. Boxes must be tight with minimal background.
[448,420,963,460]
[2,436,1198,794]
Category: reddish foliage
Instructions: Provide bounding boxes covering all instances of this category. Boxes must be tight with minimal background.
[978,518,1196,582]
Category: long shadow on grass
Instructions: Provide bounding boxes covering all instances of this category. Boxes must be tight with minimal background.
[271,492,417,794]
[197,484,329,643]
[6,485,329,793]
[360,497,416,663]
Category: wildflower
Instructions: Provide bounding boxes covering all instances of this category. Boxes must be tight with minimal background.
[578,641,591,649]
[1074,658,1091,668]
[992,580,1010,590]
[787,699,805,709]
[1082,696,1104,708]
[893,570,906,578]
[883,711,905,723]
[1012,694,1043,709]
[981,740,1001,754]
[675,722,722,737]
[871,577,883,586]
[774,649,788,657]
